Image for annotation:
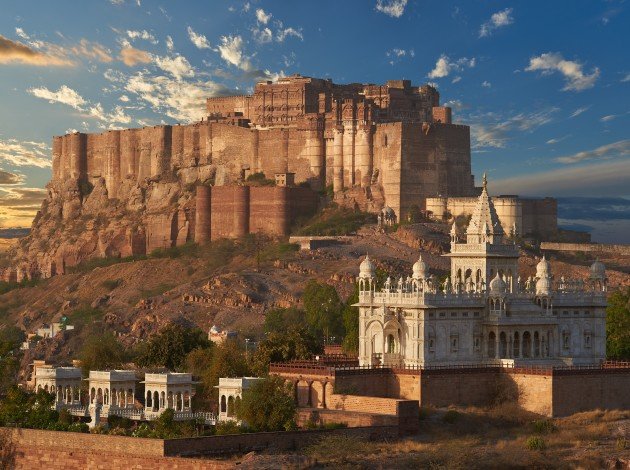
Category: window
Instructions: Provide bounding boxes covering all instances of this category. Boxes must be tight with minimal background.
[584,310,590,315]
[563,311,569,315]
[439,312,446,318]
[474,337,481,352]
[584,332,592,348]
[428,338,435,352]
[562,332,570,350]
[429,312,435,318]
[573,310,579,315]
[474,312,480,317]
[450,312,457,317]
[382,134,388,147]
[463,312,469,317]
[450,335,459,353]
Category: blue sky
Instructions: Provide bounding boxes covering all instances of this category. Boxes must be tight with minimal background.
[0,0,628,236]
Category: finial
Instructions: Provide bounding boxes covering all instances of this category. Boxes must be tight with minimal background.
[482,172,488,192]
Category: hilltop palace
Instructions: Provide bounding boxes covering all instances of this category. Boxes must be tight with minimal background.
[356,176,608,367]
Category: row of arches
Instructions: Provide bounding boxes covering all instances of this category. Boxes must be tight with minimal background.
[487,330,553,359]
[37,384,81,404]
[219,395,242,417]
[89,387,135,407]
[145,390,191,412]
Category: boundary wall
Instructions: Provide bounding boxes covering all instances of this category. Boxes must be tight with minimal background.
[541,242,630,256]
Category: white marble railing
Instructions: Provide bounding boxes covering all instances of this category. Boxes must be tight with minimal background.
[55,404,216,424]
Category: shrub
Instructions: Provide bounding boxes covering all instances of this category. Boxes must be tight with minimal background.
[101,279,121,290]
[215,420,246,435]
[617,437,627,451]
[443,409,461,424]
[67,422,89,433]
[532,419,556,435]
[526,436,546,451]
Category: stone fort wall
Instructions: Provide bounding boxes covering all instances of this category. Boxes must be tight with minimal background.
[426,195,558,238]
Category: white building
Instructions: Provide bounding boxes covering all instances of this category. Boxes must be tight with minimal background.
[36,322,74,339]
[35,366,82,407]
[217,377,264,422]
[357,175,607,368]
[87,370,137,410]
[142,372,195,416]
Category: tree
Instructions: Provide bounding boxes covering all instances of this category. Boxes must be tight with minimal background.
[251,326,322,376]
[79,332,126,375]
[607,288,630,360]
[342,286,360,354]
[0,387,58,429]
[237,376,296,432]
[302,280,344,341]
[136,323,211,370]
[205,340,251,392]
[264,307,308,334]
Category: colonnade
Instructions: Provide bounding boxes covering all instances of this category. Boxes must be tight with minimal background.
[486,329,554,360]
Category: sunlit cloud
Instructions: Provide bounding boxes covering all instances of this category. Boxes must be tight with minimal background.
[0,139,51,168]
[375,0,408,18]
[479,8,514,38]
[555,140,630,164]
[0,34,74,66]
[428,55,475,79]
[525,52,600,91]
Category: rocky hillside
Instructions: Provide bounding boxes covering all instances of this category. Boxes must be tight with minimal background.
[2,222,629,373]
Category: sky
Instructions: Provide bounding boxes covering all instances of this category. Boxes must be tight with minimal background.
[0,0,628,241]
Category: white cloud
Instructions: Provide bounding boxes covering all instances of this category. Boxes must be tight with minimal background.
[466,108,559,149]
[375,0,408,18]
[252,27,273,44]
[126,30,158,44]
[119,46,151,66]
[428,55,476,79]
[28,85,130,126]
[0,138,51,168]
[622,73,630,83]
[28,85,86,109]
[256,8,272,24]
[187,26,211,50]
[525,52,600,92]
[165,35,174,52]
[479,8,514,38]
[482,81,491,88]
[569,106,589,118]
[277,27,303,42]
[452,76,462,83]
[153,54,195,80]
[546,135,570,145]
[556,140,630,164]
[123,72,231,122]
[218,35,244,68]
[600,114,618,122]
[15,28,28,40]
[491,160,630,197]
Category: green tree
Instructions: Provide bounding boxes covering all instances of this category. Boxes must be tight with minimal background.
[303,280,344,341]
[237,376,296,432]
[136,323,211,370]
[342,286,360,354]
[607,288,630,360]
[251,326,322,376]
[0,388,58,429]
[79,332,127,375]
[205,340,251,392]
[264,307,308,334]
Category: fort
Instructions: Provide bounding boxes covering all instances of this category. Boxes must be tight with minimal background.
[4,74,563,280]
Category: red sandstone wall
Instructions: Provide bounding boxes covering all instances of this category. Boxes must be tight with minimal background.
[249,187,289,236]
[419,370,498,408]
[551,372,630,417]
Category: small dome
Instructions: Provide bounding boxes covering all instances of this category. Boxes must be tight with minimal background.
[589,259,606,278]
[412,254,429,279]
[489,273,506,295]
[359,254,376,278]
[536,255,551,278]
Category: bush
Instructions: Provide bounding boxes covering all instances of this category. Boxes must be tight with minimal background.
[101,279,122,290]
[532,419,556,435]
[68,422,89,433]
[215,420,247,435]
[442,409,461,424]
[295,207,375,236]
[526,436,546,451]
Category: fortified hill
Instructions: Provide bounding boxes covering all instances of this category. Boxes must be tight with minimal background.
[3,74,558,281]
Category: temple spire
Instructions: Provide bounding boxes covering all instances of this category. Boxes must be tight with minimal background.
[482,172,488,192]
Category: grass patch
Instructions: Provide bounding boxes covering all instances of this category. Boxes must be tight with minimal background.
[294,206,375,236]
[0,278,42,295]
[67,306,103,327]
[525,435,546,451]
[67,254,147,274]
[139,283,174,299]
[305,435,371,462]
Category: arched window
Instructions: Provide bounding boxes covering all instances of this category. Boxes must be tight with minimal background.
[522,331,532,358]
[220,395,227,413]
[534,331,540,357]
[488,332,496,358]
[146,390,152,408]
[513,332,520,358]
[387,334,396,354]
[499,332,507,358]
[227,396,235,417]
